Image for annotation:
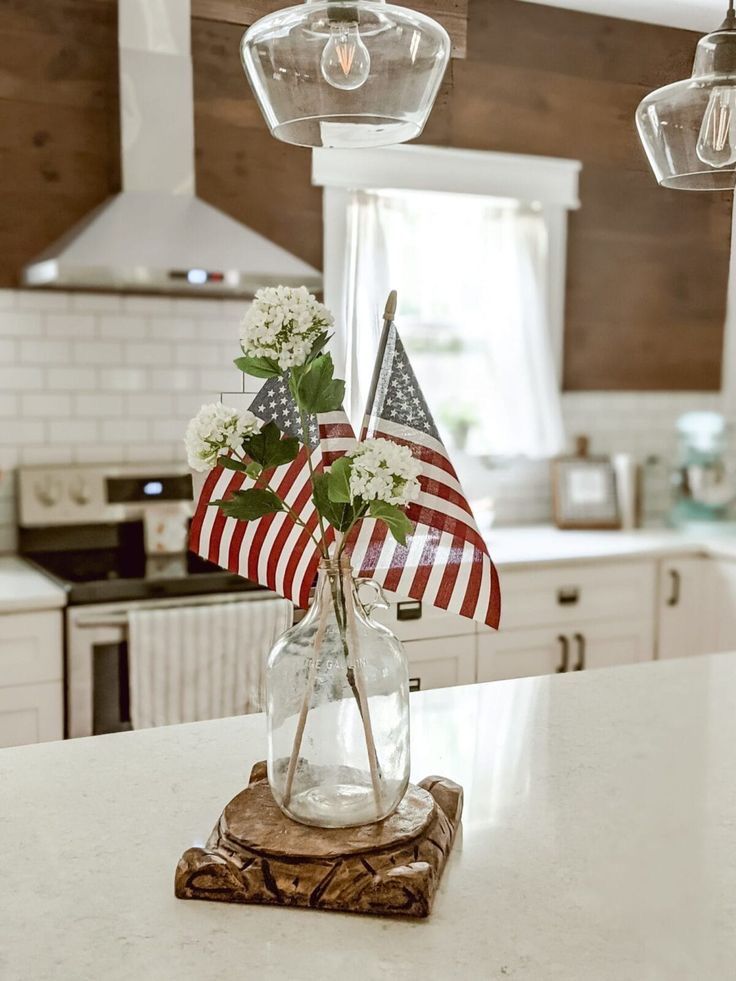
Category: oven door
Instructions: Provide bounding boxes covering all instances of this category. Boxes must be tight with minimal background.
[66,606,131,738]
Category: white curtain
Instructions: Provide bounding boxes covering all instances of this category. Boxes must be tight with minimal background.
[336,188,565,458]
[341,191,391,426]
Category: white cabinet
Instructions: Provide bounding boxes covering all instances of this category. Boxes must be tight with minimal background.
[707,560,736,654]
[478,618,653,682]
[0,611,63,748]
[656,557,711,660]
[404,635,476,692]
[477,560,657,684]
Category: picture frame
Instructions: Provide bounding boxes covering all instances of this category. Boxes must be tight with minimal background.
[551,444,621,530]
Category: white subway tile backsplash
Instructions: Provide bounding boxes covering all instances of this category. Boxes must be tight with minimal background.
[126,393,175,417]
[0,394,18,416]
[99,315,147,340]
[174,343,222,366]
[151,418,186,442]
[124,341,171,365]
[101,418,148,442]
[21,393,72,417]
[199,367,241,393]
[99,368,147,391]
[69,293,122,313]
[11,420,46,444]
[0,365,44,389]
[150,368,196,392]
[46,367,97,390]
[123,296,174,315]
[197,317,241,342]
[44,313,97,338]
[19,338,71,364]
[0,290,16,310]
[74,442,125,464]
[0,338,16,360]
[72,340,124,364]
[74,393,125,417]
[148,316,196,341]
[17,291,69,311]
[48,419,98,444]
[0,311,42,337]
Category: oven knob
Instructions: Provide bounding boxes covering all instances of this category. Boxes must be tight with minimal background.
[35,479,62,507]
[69,478,91,506]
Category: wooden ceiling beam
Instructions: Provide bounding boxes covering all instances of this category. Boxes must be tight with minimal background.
[191,0,468,57]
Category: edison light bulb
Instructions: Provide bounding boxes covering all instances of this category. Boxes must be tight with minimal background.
[320,22,370,91]
[696,85,736,167]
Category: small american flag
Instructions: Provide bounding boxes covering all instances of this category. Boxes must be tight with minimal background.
[189,375,355,608]
[347,320,501,629]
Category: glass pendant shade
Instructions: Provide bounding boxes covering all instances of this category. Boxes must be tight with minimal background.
[240,0,451,148]
[636,15,736,190]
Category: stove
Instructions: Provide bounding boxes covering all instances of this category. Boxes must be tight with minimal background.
[17,462,261,737]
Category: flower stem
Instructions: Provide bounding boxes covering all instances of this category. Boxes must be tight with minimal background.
[299,407,329,558]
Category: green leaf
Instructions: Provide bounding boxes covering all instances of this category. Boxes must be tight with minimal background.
[242,420,300,469]
[306,331,333,363]
[291,355,345,415]
[217,456,249,473]
[234,355,281,379]
[327,455,352,504]
[369,500,413,546]
[213,488,284,522]
[245,462,262,479]
[312,473,354,532]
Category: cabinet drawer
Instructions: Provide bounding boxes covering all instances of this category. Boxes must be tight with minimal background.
[370,590,475,642]
[0,611,63,687]
[403,635,476,692]
[0,682,63,747]
[497,561,656,631]
[478,618,653,683]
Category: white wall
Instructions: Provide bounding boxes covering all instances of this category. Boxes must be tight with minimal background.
[0,288,726,552]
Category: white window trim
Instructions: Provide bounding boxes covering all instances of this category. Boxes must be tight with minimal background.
[312,144,581,383]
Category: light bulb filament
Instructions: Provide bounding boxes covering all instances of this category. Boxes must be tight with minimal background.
[335,38,356,76]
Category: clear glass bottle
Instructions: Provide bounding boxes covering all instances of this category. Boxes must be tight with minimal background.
[266,556,410,828]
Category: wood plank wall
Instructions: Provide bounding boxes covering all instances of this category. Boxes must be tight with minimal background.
[0,0,120,291]
[0,0,731,390]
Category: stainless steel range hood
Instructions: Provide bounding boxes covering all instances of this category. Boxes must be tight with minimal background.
[22,0,320,297]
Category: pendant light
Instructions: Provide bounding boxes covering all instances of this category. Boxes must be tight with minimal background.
[240,1,451,148]
[636,1,736,190]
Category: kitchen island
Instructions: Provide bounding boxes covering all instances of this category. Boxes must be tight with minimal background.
[1,655,735,980]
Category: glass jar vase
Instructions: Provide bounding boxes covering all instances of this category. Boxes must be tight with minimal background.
[266,556,410,828]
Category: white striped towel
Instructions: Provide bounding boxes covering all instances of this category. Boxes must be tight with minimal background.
[128,597,292,730]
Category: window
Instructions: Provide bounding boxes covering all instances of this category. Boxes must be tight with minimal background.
[313,144,580,463]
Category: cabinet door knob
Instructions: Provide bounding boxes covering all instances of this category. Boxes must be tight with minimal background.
[666,569,681,607]
[573,632,586,671]
[556,635,569,673]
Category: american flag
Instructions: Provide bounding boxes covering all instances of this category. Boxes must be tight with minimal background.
[346,321,501,629]
[189,375,355,609]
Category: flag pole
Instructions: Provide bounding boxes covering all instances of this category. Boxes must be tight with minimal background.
[362,290,397,436]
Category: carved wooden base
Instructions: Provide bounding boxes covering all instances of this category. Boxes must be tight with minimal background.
[175,762,463,918]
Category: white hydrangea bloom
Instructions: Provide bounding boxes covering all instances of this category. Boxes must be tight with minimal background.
[239,285,334,371]
[185,402,261,472]
[347,438,422,507]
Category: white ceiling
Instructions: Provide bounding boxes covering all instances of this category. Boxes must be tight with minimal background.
[517,0,727,33]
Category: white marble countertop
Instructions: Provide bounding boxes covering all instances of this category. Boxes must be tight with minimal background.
[485,523,736,570]
[1,654,736,980]
[0,555,66,614]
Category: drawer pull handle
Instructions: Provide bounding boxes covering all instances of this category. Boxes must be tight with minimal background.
[556,635,569,673]
[573,633,586,671]
[409,677,422,692]
[557,587,580,606]
[666,569,681,607]
[397,600,422,621]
